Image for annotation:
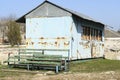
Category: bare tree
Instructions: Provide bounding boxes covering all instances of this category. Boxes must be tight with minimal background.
[6,16,22,47]
[0,17,9,44]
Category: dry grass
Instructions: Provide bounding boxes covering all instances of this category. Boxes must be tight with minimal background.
[0,71,120,80]
[0,59,120,80]
[70,59,120,72]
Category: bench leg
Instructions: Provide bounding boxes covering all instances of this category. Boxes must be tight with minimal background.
[64,59,67,71]
[32,64,34,70]
[56,66,59,73]
[8,64,12,68]
[27,64,29,70]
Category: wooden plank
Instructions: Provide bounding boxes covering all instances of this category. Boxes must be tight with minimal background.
[33,54,62,58]
[27,58,62,61]
[19,52,43,54]
[20,61,61,65]
[11,55,30,58]
[19,48,69,51]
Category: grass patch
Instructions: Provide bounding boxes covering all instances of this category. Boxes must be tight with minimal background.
[0,71,36,78]
[70,59,120,72]
[0,65,9,70]
[0,65,36,78]
[0,65,19,77]
[0,71,21,77]
[0,59,120,78]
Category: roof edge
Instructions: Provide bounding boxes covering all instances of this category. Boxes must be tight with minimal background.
[16,0,104,26]
[16,1,48,23]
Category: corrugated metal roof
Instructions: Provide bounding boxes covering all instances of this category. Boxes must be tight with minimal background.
[16,0,104,25]
[105,28,120,38]
[64,8,99,23]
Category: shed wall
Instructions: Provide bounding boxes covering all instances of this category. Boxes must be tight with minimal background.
[26,16,104,59]
[26,17,73,57]
[71,16,104,59]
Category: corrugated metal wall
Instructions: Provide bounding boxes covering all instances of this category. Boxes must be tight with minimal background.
[71,16,104,59]
[26,16,104,60]
[26,17,72,57]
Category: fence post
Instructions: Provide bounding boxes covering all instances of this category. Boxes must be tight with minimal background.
[42,50,44,55]
[18,49,20,62]
[68,50,70,70]
[56,66,59,73]
[8,53,10,65]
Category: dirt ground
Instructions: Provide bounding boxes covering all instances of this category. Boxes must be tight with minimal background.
[0,71,120,80]
[0,39,120,80]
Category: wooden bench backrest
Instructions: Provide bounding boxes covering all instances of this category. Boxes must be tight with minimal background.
[18,49,66,61]
[19,49,43,54]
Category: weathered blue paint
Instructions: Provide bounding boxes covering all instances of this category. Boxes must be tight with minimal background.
[21,1,105,60]
[70,16,104,59]
[26,17,72,57]
[26,16,104,60]
[26,17,72,38]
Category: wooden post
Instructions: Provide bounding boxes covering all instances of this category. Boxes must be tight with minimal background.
[18,49,20,62]
[64,59,67,71]
[42,50,44,55]
[8,53,10,65]
[67,50,70,70]
[27,64,30,70]
[56,66,59,73]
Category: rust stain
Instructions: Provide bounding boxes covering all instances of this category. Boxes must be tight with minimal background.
[79,42,83,45]
[56,37,66,40]
[77,50,82,59]
[102,44,104,48]
[54,41,60,47]
[31,42,34,45]
[57,37,60,39]
[55,42,57,45]
[26,42,28,45]
[91,47,97,58]
[83,41,90,48]
[40,42,47,45]
[44,42,47,45]
[56,37,62,47]
[40,37,44,39]
[26,38,32,46]
[61,37,65,39]
[64,42,69,45]
[37,37,69,48]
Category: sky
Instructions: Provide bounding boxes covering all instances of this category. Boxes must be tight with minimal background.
[0,0,120,31]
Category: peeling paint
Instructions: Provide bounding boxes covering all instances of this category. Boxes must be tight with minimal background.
[26,17,104,60]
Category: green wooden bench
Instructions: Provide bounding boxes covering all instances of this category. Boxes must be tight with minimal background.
[4,49,68,73]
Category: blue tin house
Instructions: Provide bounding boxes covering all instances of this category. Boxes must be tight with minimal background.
[16,1,104,60]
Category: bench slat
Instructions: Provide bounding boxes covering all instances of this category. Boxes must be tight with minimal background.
[20,61,61,65]
[33,55,62,58]
[27,58,62,62]
[19,52,43,54]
